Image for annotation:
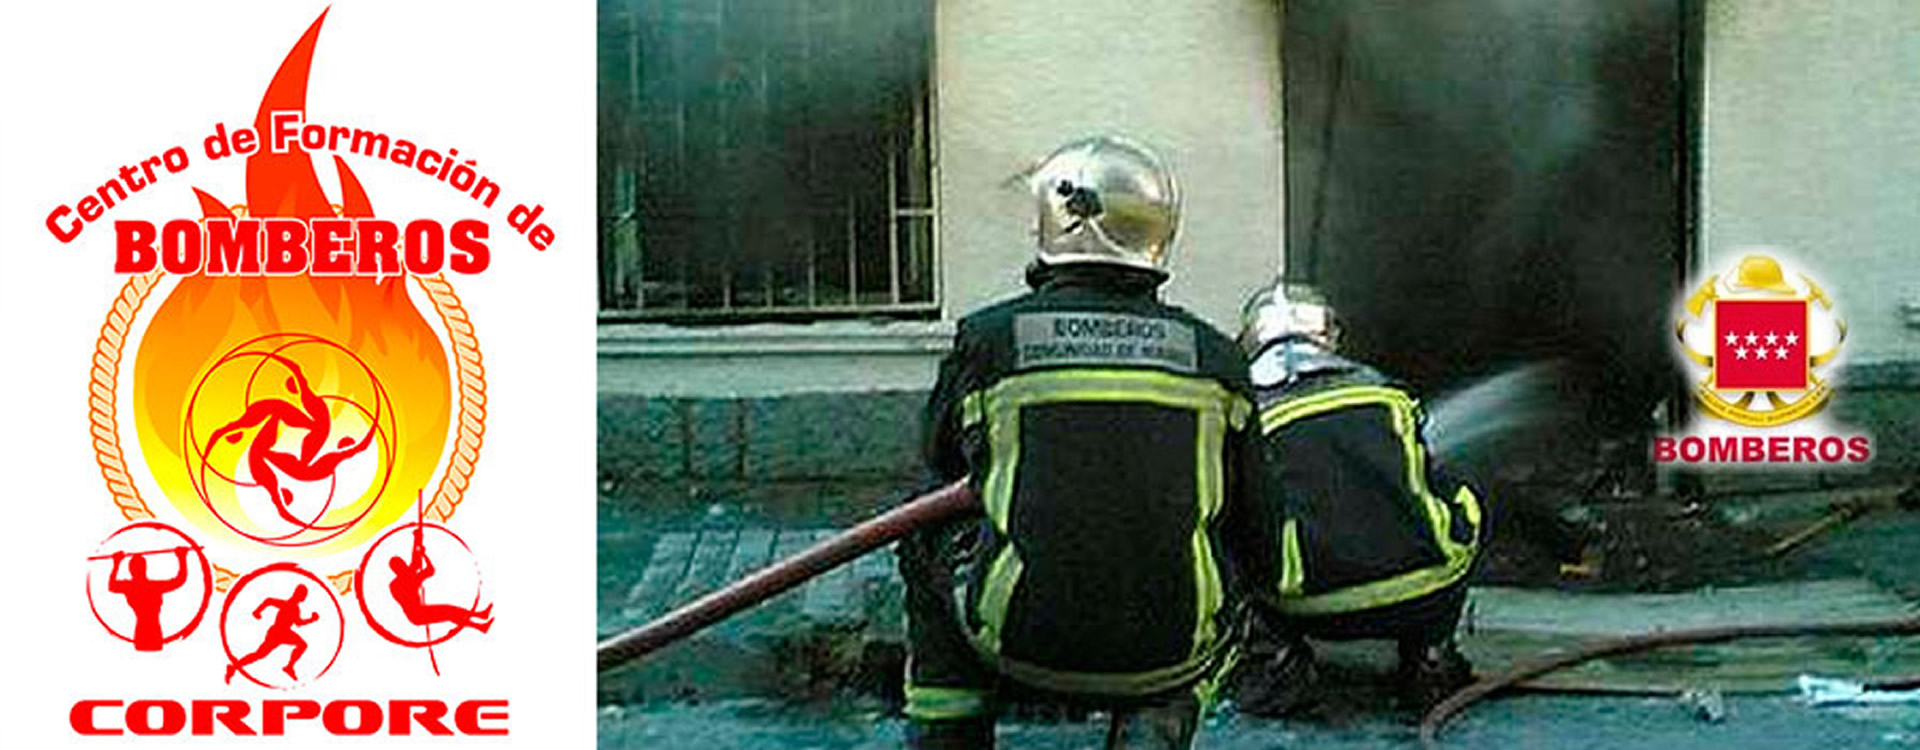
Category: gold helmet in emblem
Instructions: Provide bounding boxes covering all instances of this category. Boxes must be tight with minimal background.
[1730,255,1797,295]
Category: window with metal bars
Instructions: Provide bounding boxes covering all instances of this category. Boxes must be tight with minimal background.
[598,0,937,322]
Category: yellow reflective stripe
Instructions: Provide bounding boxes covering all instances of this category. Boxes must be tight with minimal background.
[976,369,1247,538]
[1191,531,1222,656]
[1192,639,1241,713]
[1391,391,1454,559]
[1259,384,1410,435]
[904,684,993,720]
[958,387,1016,532]
[1390,392,1479,563]
[1278,519,1305,596]
[1195,408,1226,519]
[1456,485,1482,530]
[959,391,986,429]
[1190,406,1225,657]
[1263,384,1482,612]
[1228,395,1252,431]
[1274,545,1474,616]
[985,643,1221,697]
[973,545,1024,654]
[963,566,1226,697]
[982,397,1020,532]
[985,369,1244,415]
[1419,485,1458,561]
[961,368,1248,686]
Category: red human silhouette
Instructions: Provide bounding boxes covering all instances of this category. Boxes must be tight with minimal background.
[203,356,371,527]
[108,548,190,651]
[388,525,492,634]
[225,584,321,684]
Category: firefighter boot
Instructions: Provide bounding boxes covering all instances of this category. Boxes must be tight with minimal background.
[1398,638,1473,714]
[1105,692,1200,750]
[1234,640,1320,718]
[906,716,994,750]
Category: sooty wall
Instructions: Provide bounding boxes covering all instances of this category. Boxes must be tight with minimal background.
[1286,0,1685,433]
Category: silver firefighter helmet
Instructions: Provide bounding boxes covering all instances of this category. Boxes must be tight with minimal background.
[1025,136,1181,273]
[1238,280,1338,353]
[1239,280,1344,388]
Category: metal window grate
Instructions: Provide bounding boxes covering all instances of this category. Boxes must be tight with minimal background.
[598,0,937,322]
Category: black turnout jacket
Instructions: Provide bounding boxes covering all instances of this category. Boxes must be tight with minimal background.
[923,262,1273,697]
[1248,344,1483,619]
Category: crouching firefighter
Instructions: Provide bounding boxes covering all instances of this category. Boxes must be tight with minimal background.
[901,136,1274,749]
[1229,281,1487,716]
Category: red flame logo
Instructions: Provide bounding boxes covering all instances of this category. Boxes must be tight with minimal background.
[131,10,454,557]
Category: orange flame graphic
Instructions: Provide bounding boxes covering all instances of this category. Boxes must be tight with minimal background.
[133,11,451,556]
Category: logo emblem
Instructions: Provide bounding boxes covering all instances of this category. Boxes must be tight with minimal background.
[219,563,345,689]
[86,522,213,653]
[82,10,493,685]
[1676,253,1846,427]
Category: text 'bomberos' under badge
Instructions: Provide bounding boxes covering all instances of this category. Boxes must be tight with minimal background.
[1015,313,1197,372]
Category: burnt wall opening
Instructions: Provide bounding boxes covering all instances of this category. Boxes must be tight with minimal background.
[1284,0,1686,434]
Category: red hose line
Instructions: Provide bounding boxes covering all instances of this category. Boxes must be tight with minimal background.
[597,480,979,673]
[1419,616,1920,747]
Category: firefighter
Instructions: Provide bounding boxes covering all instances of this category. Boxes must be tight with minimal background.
[1228,281,1485,716]
[901,136,1273,749]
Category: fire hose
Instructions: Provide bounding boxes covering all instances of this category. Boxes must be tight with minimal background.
[596,479,979,673]
[1423,482,1920,746]
[1418,615,1920,748]
[601,477,1920,747]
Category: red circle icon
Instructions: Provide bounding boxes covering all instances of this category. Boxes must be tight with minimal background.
[355,521,492,650]
[85,521,212,652]
[218,563,345,689]
[184,333,395,548]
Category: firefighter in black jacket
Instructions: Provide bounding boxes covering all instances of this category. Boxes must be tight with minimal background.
[1230,281,1485,716]
[901,136,1273,750]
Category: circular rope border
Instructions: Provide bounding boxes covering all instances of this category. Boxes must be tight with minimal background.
[89,272,487,594]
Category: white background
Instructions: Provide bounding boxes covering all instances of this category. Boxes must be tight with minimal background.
[0,2,595,746]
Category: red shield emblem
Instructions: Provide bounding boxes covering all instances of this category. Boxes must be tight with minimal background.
[1714,299,1808,390]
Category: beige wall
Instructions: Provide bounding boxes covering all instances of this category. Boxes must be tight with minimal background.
[936,0,1285,330]
[1703,0,1920,365]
